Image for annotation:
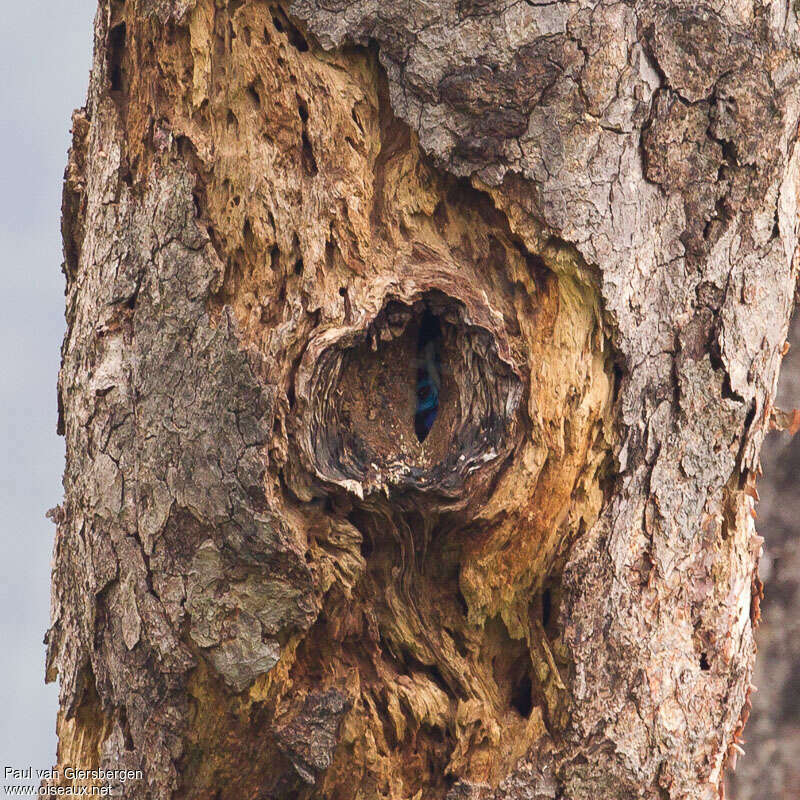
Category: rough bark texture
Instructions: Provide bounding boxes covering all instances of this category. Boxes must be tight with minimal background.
[726,311,800,800]
[49,1,800,799]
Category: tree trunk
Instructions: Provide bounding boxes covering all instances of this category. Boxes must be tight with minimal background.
[48,1,800,798]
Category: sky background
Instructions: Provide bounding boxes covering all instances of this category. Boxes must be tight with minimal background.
[0,0,97,779]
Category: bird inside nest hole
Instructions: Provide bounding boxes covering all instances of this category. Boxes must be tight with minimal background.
[414,309,443,442]
[334,304,457,467]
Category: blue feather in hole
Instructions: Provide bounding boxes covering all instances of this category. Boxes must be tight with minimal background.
[415,312,442,442]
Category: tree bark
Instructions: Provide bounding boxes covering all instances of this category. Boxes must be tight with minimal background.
[49,1,800,798]
[725,311,800,800]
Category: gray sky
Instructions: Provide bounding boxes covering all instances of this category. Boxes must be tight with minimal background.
[0,0,97,777]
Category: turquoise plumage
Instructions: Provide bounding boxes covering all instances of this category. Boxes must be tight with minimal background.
[415,314,441,441]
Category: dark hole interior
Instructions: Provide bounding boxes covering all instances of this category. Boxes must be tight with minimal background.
[415,310,443,442]
[108,23,126,93]
[700,652,711,671]
[542,588,552,628]
[510,672,534,718]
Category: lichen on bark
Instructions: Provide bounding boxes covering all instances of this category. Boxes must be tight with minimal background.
[49,1,800,799]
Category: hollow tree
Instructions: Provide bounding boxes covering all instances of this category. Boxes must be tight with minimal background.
[48,1,800,798]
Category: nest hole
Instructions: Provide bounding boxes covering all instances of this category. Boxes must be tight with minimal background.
[302,292,521,497]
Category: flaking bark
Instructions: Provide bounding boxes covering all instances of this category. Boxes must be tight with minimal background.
[726,312,800,800]
[49,1,800,798]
